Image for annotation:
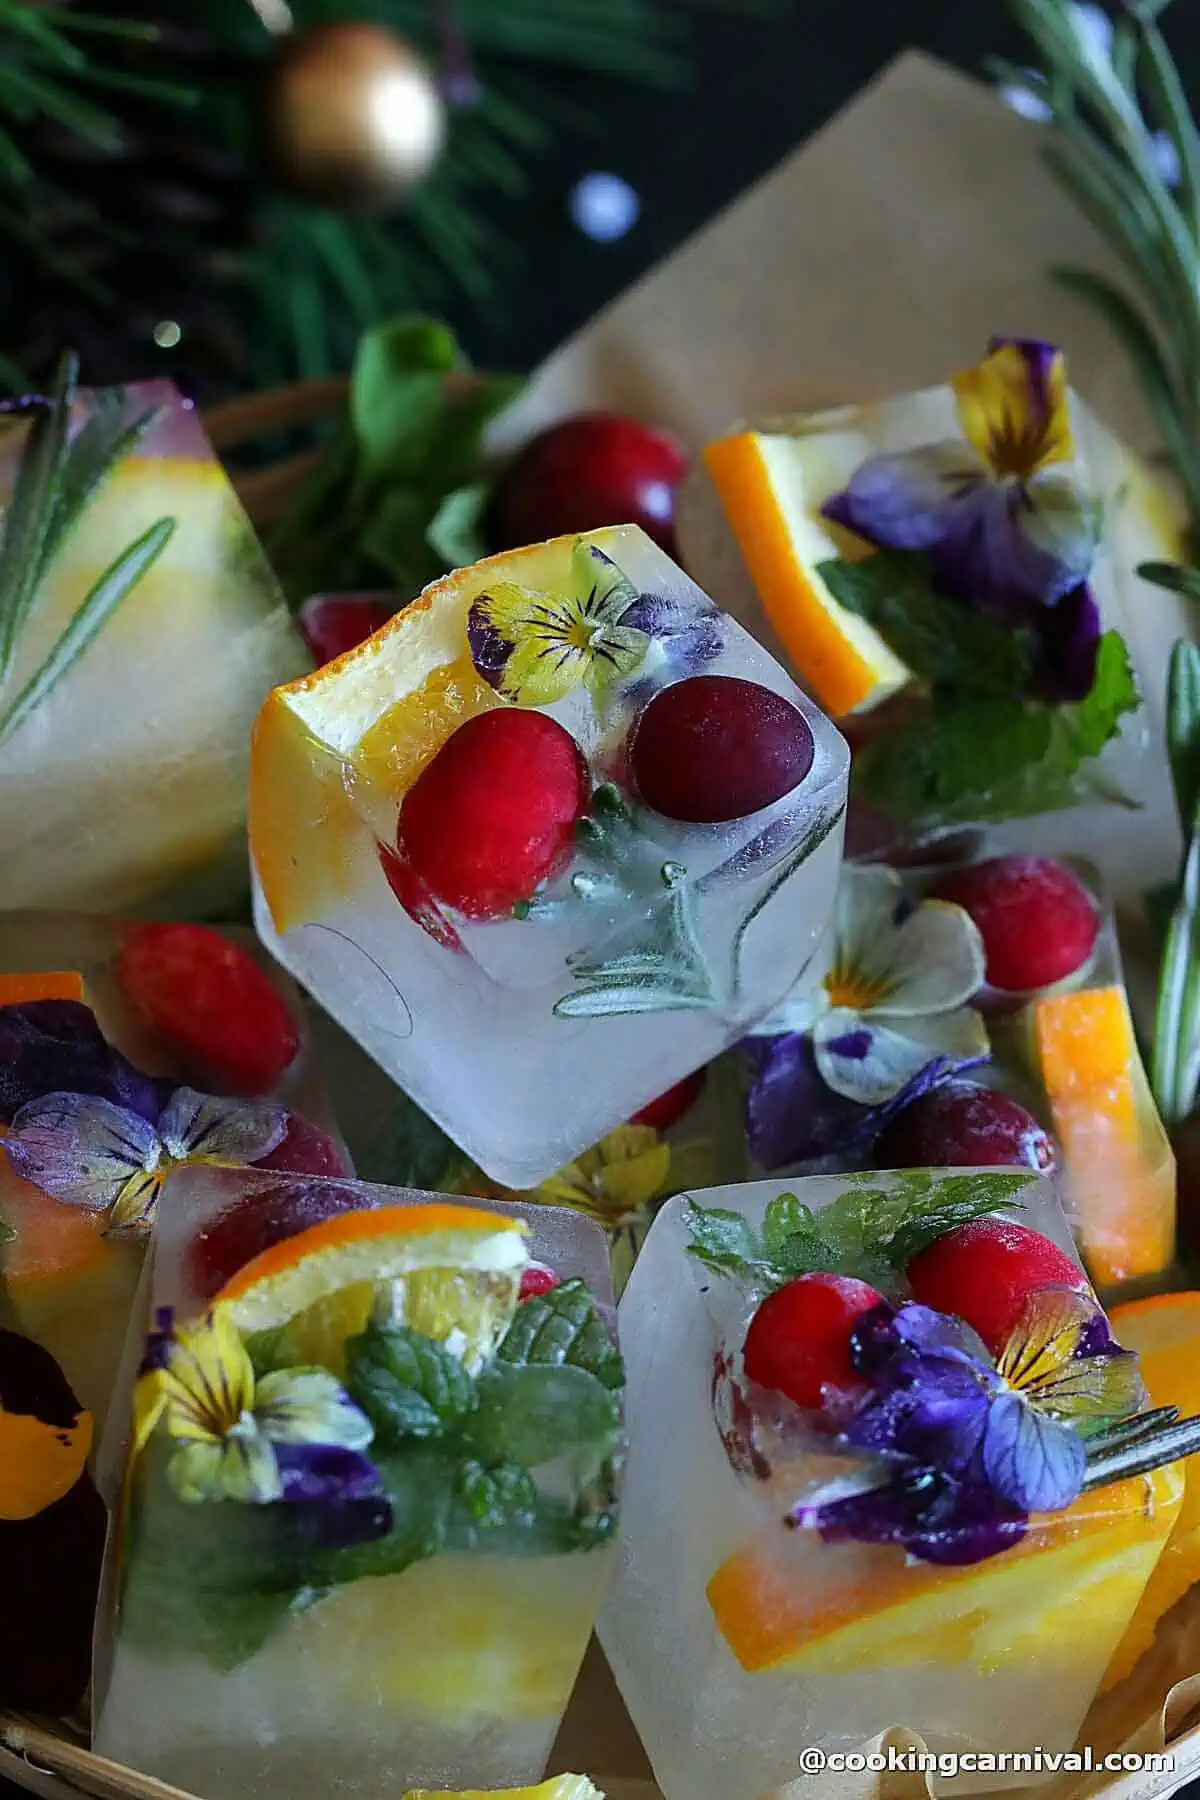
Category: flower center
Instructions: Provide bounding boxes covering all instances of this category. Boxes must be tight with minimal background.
[823,966,887,1012]
[986,415,1052,483]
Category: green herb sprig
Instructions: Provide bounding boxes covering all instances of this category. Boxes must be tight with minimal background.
[686,1171,1035,1293]
[0,349,174,746]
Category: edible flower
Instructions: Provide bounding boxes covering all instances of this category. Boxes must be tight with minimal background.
[752,864,989,1112]
[0,999,164,1125]
[0,1325,93,1522]
[822,338,1101,619]
[1,1085,289,1235]
[134,1309,383,1510]
[468,540,650,704]
[791,1288,1144,1565]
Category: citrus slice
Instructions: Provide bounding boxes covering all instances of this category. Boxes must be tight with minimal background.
[703,430,911,717]
[214,1201,528,1374]
[1032,985,1176,1286]
[405,1779,603,1800]
[0,972,85,1006]
[249,526,636,933]
[1102,1293,1200,1688]
[708,1468,1181,1678]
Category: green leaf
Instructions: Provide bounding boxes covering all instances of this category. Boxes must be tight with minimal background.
[496,1277,624,1390]
[428,481,492,570]
[455,1459,537,1527]
[854,632,1139,825]
[684,1203,768,1279]
[1167,639,1200,832]
[345,1324,478,1446]
[469,1363,620,1469]
[816,552,1035,694]
[0,352,76,685]
[242,1326,298,1379]
[1140,561,1200,602]
[883,1172,1035,1266]
[1153,826,1200,1126]
[0,515,174,747]
[350,315,463,479]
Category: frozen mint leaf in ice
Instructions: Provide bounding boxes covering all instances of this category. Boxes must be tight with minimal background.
[345,1324,478,1446]
[470,1363,621,1470]
[455,1458,537,1528]
[496,1277,624,1391]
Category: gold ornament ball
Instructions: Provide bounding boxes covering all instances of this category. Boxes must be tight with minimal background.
[261,23,447,212]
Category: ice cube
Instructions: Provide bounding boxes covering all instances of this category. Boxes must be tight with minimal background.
[94,1169,622,1800]
[599,1172,1179,1800]
[0,914,346,1430]
[687,344,1181,908]
[250,526,848,1188]
[0,380,309,916]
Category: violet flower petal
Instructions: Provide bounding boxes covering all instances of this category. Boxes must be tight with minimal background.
[0,1001,162,1124]
[822,444,987,551]
[981,1391,1087,1512]
[3,1091,159,1211]
[797,1466,1027,1566]
[273,1444,393,1549]
[1033,583,1101,703]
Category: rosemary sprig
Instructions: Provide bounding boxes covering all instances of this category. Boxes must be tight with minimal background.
[1006,0,1200,551]
[0,349,175,740]
[1151,640,1200,1125]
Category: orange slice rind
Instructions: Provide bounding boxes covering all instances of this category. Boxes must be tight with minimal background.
[0,972,85,1007]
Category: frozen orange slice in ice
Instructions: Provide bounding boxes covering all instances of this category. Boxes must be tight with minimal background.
[0,972,85,1006]
[1033,985,1175,1287]
[708,1469,1181,1678]
[1102,1293,1200,1688]
[703,431,911,717]
[405,1778,604,1800]
[249,529,635,932]
[214,1200,528,1373]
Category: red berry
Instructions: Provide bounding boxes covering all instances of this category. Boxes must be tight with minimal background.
[254,1113,352,1180]
[742,1272,884,1410]
[298,594,393,668]
[519,1265,558,1300]
[932,856,1099,993]
[186,1180,362,1302]
[906,1219,1091,1356]
[398,709,589,918]
[875,1082,1057,1174]
[119,923,301,1096]
[487,413,689,558]
[630,676,814,824]
[631,1067,706,1131]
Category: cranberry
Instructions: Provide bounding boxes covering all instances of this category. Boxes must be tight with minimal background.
[631,1067,707,1131]
[519,1266,558,1301]
[118,923,301,1096]
[630,676,814,823]
[486,413,689,558]
[875,1082,1057,1174]
[298,594,393,668]
[398,709,589,919]
[254,1113,352,1180]
[906,1219,1091,1357]
[742,1272,884,1411]
[932,856,1100,993]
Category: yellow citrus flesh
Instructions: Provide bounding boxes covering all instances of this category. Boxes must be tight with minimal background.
[1103,1294,1200,1688]
[405,1778,604,1800]
[1033,985,1176,1286]
[248,526,638,930]
[213,1202,528,1373]
[708,1469,1181,1677]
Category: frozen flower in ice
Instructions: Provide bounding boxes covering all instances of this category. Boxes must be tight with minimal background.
[2,1085,290,1235]
[757,864,989,1111]
[468,540,650,704]
[823,339,1101,618]
[0,1000,165,1126]
[134,1309,383,1513]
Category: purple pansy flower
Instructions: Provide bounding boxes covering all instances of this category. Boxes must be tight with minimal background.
[0,1001,165,1125]
[788,1290,1144,1565]
[822,339,1100,621]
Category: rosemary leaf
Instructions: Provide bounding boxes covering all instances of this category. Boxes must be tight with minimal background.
[0,516,174,749]
[44,398,162,572]
[1152,826,1200,1127]
[0,350,76,687]
[1138,18,1200,245]
[1167,639,1200,830]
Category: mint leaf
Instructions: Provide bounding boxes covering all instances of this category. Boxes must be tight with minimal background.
[243,1326,299,1378]
[817,552,1034,695]
[345,1324,477,1445]
[496,1277,624,1391]
[455,1459,537,1527]
[428,481,490,569]
[351,316,462,479]
[882,1172,1034,1264]
[684,1204,765,1278]
[470,1364,620,1469]
[854,632,1139,824]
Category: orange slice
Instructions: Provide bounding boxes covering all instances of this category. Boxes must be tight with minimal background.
[1103,1293,1200,1687]
[708,1469,1180,1679]
[0,972,85,1006]
[703,431,911,717]
[249,527,641,934]
[1032,985,1175,1287]
[214,1200,528,1373]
